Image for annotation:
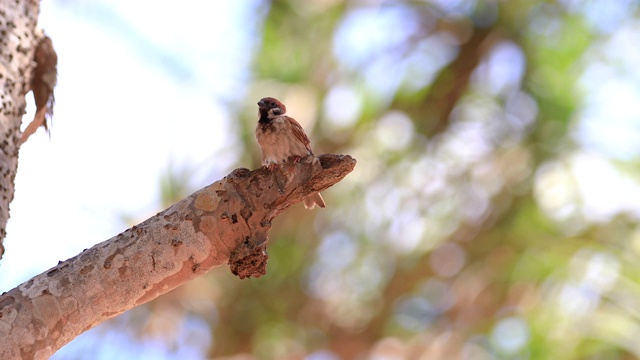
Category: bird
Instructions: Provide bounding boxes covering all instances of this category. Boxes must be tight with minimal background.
[255,97,326,210]
[22,36,57,144]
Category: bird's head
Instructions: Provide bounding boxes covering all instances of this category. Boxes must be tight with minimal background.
[257,97,286,121]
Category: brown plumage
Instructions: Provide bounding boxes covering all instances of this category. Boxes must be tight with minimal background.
[255,97,325,210]
[22,36,57,144]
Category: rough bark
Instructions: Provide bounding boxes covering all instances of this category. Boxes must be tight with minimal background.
[0,0,42,260]
[0,154,356,359]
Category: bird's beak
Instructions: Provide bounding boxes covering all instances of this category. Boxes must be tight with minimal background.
[257,100,266,107]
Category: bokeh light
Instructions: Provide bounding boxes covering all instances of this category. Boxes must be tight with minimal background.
[2,0,640,358]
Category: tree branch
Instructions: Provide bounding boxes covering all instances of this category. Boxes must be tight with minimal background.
[0,154,356,359]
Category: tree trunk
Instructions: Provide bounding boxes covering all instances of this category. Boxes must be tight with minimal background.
[0,154,356,359]
[0,0,42,260]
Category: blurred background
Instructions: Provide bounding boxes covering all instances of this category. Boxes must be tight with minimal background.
[1,0,639,358]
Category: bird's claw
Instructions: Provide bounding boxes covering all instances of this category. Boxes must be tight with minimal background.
[265,163,279,171]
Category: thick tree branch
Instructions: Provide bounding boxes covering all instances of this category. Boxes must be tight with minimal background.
[0,154,356,359]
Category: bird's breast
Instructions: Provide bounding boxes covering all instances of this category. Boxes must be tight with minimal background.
[255,118,309,165]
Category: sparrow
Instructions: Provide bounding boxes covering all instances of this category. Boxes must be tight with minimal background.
[22,36,57,144]
[256,97,326,210]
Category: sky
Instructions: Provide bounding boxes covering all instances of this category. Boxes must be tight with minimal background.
[0,0,260,291]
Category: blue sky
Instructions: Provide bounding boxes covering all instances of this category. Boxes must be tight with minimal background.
[1,0,260,291]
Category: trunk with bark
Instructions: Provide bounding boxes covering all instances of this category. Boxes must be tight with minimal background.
[0,0,42,259]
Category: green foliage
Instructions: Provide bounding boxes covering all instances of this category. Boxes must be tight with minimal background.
[225,1,640,359]
[100,0,640,359]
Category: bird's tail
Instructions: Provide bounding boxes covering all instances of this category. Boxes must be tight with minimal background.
[304,192,326,210]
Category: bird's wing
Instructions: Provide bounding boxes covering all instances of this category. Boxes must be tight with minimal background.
[286,116,313,153]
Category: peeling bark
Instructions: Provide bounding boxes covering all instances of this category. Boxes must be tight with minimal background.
[0,154,356,359]
[0,0,42,260]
